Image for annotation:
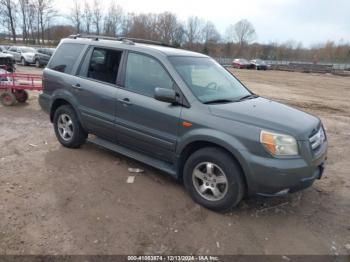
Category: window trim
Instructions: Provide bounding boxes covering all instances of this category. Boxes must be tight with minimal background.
[76,45,125,87]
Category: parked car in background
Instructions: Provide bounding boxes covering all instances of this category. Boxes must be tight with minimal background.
[34,48,55,68]
[7,46,36,66]
[232,58,251,69]
[0,45,10,53]
[250,59,268,70]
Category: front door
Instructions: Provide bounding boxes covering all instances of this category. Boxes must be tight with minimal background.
[115,52,182,162]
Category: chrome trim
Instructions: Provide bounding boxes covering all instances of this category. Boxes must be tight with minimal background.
[309,127,325,150]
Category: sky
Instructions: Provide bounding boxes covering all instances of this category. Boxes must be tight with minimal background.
[56,0,350,47]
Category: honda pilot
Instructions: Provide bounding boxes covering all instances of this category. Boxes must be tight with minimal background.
[39,36,328,212]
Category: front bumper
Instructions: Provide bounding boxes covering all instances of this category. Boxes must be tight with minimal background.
[243,141,328,196]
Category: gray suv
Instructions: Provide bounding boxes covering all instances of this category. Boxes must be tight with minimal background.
[39,35,328,212]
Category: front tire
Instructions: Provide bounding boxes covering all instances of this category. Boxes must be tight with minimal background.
[21,57,28,66]
[183,147,245,212]
[53,105,87,148]
[35,59,40,68]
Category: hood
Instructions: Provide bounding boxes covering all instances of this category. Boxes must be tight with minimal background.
[209,97,320,140]
[0,53,13,59]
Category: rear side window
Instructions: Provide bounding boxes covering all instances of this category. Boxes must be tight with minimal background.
[124,52,173,97]
[48,43,84,74]
[86,48,123,84]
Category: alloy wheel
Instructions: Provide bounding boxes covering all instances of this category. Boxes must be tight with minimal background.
[57,114,74,141]
[192,162,228,201]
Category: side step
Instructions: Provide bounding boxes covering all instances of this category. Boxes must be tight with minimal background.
[88,137,178,177]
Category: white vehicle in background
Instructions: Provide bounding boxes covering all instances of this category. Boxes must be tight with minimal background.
[7,46,37,66]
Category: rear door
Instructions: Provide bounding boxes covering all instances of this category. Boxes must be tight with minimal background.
[115,52,181,162]
[74,46,124,141]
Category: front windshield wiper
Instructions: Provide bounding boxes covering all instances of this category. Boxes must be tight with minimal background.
[203,99,235,105]
[237,94,259,101]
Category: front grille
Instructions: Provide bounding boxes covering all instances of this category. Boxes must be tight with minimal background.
[309,126,326,151]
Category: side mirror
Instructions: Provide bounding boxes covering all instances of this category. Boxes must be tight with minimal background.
[154,87,177,104]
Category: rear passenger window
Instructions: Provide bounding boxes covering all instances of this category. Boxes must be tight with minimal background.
[48,43,84,74]
[86,48,122,84]
[124,53,173,97]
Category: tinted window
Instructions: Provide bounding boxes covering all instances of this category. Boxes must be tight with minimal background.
[125,53,173,97]
[86,48,122,84]
[48,43,85,74]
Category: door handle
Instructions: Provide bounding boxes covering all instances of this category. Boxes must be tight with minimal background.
[118,98,133,106]
[72,83,82,91]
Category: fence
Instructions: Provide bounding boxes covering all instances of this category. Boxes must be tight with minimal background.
[214,57,350,71]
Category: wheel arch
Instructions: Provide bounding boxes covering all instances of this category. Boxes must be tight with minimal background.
[177,137,251,193]
[49,94,86,131]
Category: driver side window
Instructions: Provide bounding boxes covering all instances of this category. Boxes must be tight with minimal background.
[124,52,174,97]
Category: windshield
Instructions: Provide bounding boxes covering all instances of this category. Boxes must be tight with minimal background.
[169,56,251,103]
[20,47,35,53]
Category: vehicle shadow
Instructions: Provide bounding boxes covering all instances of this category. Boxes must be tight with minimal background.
[44,141,312,217]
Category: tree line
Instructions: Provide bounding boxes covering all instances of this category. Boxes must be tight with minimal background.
[1,0,350,63]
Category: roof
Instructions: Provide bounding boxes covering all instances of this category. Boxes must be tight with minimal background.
[61,37,208,58]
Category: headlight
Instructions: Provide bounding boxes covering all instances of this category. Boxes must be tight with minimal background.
[260,130,298,156]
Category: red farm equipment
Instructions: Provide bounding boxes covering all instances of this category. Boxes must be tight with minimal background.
[0,55,42,106]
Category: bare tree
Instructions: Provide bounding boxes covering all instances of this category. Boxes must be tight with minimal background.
[156,12,177,44]
[104,1,123,36]
[0,0,17,42]
[82,0,92,34]
[185,16,204,47]
[70,0,82,34]
[202,21,220,43]
[127,13,159,40]
[18,0,29,43]
[36,0,55,43]
[92,0,102,35]
[120,12,133,36]
[26,1,37,42]
[226,19,256,47]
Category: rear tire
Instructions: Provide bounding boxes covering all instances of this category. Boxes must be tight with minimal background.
[53,105,87,148]
[183,147,245,212]
[0,92,16,106]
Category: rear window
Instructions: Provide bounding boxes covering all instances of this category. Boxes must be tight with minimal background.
[48,43,85,74]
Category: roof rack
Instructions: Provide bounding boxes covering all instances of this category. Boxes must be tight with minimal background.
[68,34,175,48]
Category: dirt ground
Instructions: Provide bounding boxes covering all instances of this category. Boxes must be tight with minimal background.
[0,66,349,255]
